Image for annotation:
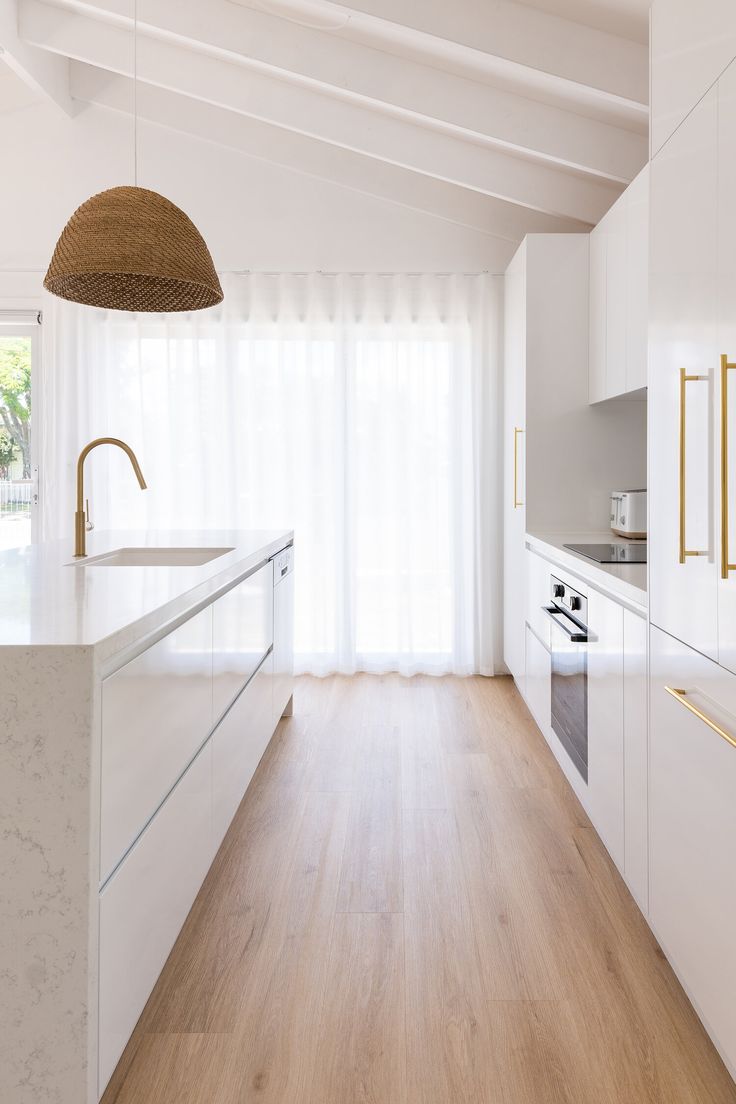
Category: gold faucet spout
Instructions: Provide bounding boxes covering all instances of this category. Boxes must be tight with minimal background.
[74,437,147,557]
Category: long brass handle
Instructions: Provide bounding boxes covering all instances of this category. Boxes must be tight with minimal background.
[513,427,524,509]
[665,686,736,750]
[721,355,736,578]
[679,367,708,563]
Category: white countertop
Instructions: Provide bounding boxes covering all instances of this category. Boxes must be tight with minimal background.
[526,531,647,614]
[0,529,293,653]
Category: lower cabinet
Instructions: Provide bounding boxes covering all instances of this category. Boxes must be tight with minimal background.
[623,609,648,911]
[98,743,213,1095]
[524,624,551,733]
[213,561,273,720]
[100,605,213,884]
[587,589,625,871]
[272,548,295,726]
[650,625,736,1076]
[212,651,274,851]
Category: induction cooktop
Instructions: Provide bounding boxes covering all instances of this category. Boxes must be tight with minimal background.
[564,543,647,564]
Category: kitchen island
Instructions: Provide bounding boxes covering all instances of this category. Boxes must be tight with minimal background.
[0,530,294,1104]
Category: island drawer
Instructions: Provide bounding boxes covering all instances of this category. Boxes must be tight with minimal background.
[98,741,212,1096]
[212,560,273,721]
[100,605,213,883]
[212,649,274,851]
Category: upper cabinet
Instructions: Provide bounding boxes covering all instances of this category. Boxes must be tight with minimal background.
[650,57,736,676]
[651,0,736,158]
[588,166,649,403]
[649,86,719,661]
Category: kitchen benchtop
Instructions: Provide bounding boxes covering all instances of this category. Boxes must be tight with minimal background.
[0,529,293,654]
[526,531,647,615]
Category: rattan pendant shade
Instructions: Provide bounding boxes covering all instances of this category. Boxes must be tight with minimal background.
[43,186,223,313]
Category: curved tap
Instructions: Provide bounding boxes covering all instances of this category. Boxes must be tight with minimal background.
[74,437,147,557]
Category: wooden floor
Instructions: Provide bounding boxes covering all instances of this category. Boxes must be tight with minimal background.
[103,675,736,1104]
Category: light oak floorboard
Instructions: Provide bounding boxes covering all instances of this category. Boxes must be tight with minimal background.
[103,675,736,1104]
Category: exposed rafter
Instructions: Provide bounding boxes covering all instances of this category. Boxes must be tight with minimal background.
[14,0,650,240]
[23,0,646,183]
[231,0,650,119]
[71,64,594,240]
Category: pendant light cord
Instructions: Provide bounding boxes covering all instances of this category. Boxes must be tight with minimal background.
[133,0,138,187]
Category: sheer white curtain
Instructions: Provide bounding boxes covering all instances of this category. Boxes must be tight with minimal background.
[40,272,502,675]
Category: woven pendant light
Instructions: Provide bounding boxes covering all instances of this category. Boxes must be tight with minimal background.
[43,0,222,314]
[44,186,223,312]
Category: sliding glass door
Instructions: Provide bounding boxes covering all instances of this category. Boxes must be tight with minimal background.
[0,316,39,549]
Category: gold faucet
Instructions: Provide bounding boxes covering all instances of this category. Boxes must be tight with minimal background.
[74,437,147,557]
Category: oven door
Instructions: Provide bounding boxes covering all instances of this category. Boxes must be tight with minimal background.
[544,605,588,783]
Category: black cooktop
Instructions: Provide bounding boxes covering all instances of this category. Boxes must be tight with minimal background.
[564,543,647,564]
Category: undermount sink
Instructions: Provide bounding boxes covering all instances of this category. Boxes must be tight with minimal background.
[70,546,235,567]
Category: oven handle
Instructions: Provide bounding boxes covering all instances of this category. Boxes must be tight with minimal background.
[543,605,588,643]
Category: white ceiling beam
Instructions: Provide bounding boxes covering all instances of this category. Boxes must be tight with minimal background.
[21,2,622,222]
[26,0,646,183]
[0,0,73,113]
[69,70,584,249]
[70,63,593,241]
[230,0,650,121]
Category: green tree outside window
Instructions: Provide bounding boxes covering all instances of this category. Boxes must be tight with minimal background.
[0,338,31,478]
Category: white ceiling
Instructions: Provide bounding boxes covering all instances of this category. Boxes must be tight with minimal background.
[0,58,41,113]
[0,0,650,242]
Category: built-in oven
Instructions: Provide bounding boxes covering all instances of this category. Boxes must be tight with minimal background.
[543,575,589,783]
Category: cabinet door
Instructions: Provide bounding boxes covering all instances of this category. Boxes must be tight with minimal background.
[651,0,736,156]
[212,651,274,851]
[649,87,719,659]
[100,606,213,883]
[503,245,526,684]
[524,624,550,735]
[718,62,736,675]
[588,225,607,403]
[213,561,273,721]
[623,609,648,913]
[650,625,736,1074]
[605,199,628,399]
[273,569,295,725]
[525,549,551,650]
[98,742,212,1095]
[625,167,649,394]
[587,589,624,870]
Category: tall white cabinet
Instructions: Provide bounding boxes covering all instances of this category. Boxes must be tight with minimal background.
[503,235,647,688]
[503,246,527,686]
[651,0,736,157]
[649,9,736,1077]
[650,65,736,676]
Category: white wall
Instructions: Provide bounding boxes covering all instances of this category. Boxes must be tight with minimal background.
[0,97,516,307]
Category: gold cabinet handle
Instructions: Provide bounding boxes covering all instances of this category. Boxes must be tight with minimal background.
[679,367,708,563]
[513,427,524,509]
[664,686,736,750]
[721,355,736,578]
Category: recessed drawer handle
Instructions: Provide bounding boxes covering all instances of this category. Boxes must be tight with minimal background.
[664,686,736,749]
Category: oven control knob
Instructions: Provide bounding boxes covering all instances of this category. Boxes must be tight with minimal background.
[569,596,582,611]
[553,584,565,598]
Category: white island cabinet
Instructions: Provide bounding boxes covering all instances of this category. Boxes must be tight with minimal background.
[650,626,736,1078]
[0,529,294,1104]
